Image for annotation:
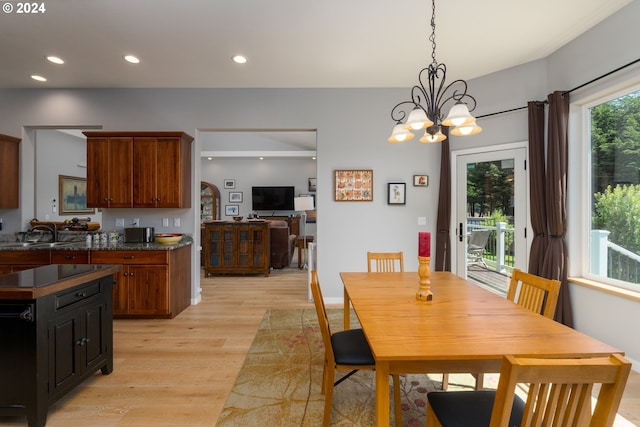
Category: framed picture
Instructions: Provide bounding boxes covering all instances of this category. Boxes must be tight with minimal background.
[308,177,317,192]
[59,175,94,215]
[334,169,373,201]
[224,179,236,189]
[225,205,239,216]
[229,192,243,202]
[413,175,429,187]
[387,183,406,205]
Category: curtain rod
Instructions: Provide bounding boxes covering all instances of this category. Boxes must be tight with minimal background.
[476,57,640,120]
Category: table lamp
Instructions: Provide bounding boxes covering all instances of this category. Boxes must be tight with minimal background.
[294,196,315,269]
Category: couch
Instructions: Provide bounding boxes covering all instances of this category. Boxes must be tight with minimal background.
[268,220,296,268]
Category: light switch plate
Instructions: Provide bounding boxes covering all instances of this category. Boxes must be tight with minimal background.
[162,218,169,227]
[115,218,125,227]
[418,216,427,225]
[173,218,181,227]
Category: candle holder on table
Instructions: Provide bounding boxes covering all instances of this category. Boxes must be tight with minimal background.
[416,256,433,301]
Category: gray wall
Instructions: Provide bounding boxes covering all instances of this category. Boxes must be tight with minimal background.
[0,1,638,366]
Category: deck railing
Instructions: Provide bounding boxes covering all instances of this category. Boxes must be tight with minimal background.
[591,230,640,284]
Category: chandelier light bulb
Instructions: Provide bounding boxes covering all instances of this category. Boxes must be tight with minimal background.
[442,102,475,127]
[404,107,433,130]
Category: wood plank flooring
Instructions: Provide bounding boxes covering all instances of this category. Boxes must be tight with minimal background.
[1,268,638,426]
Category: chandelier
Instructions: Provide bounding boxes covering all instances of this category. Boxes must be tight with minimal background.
[388,0,481,144]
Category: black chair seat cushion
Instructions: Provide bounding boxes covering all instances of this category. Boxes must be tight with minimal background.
[331,328,375,365]
[427,390,525,427]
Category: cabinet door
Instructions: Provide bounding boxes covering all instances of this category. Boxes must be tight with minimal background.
[48,309,82,399]
[155,137,184,207]
[82,301,108,372]
[127,265,168,315]
[0,135,20,208]
[87,137,133,208]
[112,270,129,315]
[133,137,158,207]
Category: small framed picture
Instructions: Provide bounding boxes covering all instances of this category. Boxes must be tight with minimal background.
[308,177,317,192]
[225,205,239,216]
[224,179,236,189]
[387,183,406,205]
[334,169,373,201]
[413,175,429,187]
[229,192,243,202]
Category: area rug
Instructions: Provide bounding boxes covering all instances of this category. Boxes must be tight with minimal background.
[216,308,487,426]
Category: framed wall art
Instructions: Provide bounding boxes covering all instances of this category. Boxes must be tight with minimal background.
[334,169,373,201]
[223,179,236,189]
[413,175,429,187]
[308,177,317,192]
[59,175,95,215]
[225,205,239,216]
[387,182,406,205]
[229,192,243,202]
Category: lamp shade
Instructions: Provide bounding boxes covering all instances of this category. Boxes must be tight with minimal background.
[294,196,314,211]
[403,107,434,130]
[441,102,476,127]
[450,121,482,136]
[388,123,415,143]
[419,127,446,143]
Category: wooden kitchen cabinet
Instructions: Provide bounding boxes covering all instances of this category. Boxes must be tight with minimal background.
[0,250,50,274]
[0,133,21,208]
[51,250,90,264]
[90,246,191,318]
[84,131,193,209]
[204,221,270,277]
[85,135,133,208]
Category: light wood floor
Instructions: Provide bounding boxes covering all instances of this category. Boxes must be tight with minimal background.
[2,269,638,426]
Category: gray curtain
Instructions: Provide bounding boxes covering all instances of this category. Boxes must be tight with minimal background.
[527,101,548,275]
[435,128,451,271]
[541,91,573,327]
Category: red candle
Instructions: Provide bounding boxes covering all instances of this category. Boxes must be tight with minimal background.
[418,232,431,257]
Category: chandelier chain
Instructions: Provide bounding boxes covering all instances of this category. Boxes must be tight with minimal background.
[430,0,437,67]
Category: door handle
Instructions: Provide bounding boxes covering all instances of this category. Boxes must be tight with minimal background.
[459,223,464,241]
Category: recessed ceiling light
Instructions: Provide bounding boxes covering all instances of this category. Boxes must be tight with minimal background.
[207,157,212,160]
[46,56,64,64]
[124,55,140,64]
[232,55,247,64]
[259,157,264,160]
[31,75,47,82]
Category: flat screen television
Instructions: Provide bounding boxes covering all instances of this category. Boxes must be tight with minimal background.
[251,186,295,211]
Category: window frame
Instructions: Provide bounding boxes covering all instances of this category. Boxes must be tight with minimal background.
[577,82,640,293]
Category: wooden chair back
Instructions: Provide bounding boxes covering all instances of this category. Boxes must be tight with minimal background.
[490,354,631,427]
[367,251,404,272]
[506,268,561,319]
[310,270,335,367]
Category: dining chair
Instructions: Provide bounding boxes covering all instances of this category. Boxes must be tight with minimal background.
[469,269,562,390]
[310,270,402,427]
[507,268,561,319]
[367,251,404,272]
[426,353,631,427]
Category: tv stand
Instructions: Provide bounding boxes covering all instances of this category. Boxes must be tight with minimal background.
[257,216,299,236]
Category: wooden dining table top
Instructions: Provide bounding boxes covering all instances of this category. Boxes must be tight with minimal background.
[340,271,621,364]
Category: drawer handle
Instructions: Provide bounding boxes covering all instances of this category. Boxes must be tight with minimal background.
[75,292,86,298]
[65,256,76,260]
[124,255,135,260]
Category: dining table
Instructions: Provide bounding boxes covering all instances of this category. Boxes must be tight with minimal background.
[339,271,623,427]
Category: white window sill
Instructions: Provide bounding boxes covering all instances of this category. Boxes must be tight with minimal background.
[568,277,640,302]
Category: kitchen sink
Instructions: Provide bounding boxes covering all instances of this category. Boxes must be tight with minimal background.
[0,241,78,249]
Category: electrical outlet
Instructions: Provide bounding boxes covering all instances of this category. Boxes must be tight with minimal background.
[115,218,125,227]
[418,216,427,225]
[173,218,181,227]
[162,218,169,227]
[132,218,140,227]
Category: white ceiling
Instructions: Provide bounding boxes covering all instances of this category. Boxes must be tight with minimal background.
[0,0,632,89]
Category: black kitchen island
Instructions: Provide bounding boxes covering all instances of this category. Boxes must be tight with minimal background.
[0,264,121,427]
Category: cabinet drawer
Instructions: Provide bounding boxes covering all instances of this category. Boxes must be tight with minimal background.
[90,250,168,265]
[0,251,50,265]
[55,282,101,310]
[51,250,90,264]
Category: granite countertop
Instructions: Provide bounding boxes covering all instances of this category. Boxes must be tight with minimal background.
[0,236,193,251]
[0,264,122,299]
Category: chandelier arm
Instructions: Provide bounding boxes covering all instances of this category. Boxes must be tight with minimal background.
[390,101,419,123]
[438,79,478,113]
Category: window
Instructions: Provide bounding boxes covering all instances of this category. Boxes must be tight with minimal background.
[587,88,640,291]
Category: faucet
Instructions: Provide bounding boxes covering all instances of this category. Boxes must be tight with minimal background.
[28,222,57,243]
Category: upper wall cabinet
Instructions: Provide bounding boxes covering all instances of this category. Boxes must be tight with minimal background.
[0,134,21,208]
[84,132,193,209]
